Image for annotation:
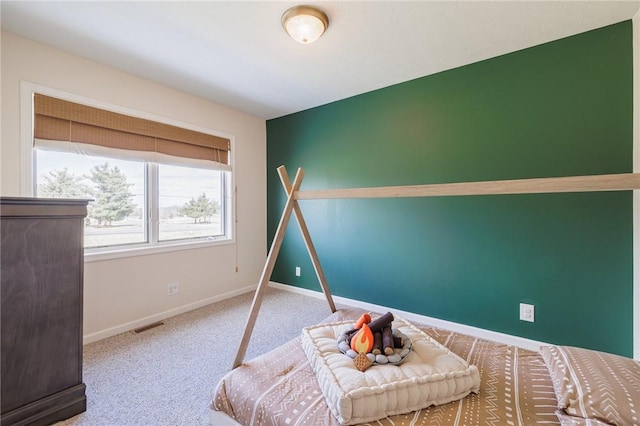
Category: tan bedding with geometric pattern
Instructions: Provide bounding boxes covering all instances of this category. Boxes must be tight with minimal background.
[211,307,560,425]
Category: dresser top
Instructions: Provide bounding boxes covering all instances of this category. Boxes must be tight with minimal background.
[1,197,89,218]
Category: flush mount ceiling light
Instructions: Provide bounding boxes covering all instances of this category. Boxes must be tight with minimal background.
[281,5,329,44]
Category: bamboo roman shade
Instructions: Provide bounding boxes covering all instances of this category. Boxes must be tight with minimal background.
[34,94,230,165]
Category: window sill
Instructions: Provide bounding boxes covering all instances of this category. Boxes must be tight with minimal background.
[84,238,234,263]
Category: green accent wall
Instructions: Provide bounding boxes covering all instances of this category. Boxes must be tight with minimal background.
[266,21,634,356]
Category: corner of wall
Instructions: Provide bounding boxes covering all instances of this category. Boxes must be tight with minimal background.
[633,10,639,360]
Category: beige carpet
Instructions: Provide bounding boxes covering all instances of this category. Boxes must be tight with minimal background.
[55,286,341,426]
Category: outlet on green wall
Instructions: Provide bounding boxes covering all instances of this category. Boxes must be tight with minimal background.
[266,21,634,356]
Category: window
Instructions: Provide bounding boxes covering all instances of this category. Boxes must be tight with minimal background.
[157,163,225,242]
[31,92,233,255]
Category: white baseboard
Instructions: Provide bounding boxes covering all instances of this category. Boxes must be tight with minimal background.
[269,281,549,352]
[83,285,257,345]
[85,279,549,351]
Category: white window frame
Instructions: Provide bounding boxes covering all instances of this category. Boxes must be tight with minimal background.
[20,82,236,262]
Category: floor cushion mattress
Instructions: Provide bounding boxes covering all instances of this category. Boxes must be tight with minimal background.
[300,316,481,425]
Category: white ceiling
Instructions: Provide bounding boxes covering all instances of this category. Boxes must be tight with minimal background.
[2,1,639,120]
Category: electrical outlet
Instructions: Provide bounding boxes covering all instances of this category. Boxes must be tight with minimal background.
[295,266,301,277]
[167,282,179,296]
[520,303,534,322]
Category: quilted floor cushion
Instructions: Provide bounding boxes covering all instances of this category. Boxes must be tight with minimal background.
[301,317,481,425]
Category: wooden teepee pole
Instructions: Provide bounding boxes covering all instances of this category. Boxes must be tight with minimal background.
[232,167,305,369]
[279,167,336,313]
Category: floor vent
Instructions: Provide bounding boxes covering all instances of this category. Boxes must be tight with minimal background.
[132,321,164,334]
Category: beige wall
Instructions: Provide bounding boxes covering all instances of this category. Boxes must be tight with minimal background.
[1,31,267,342]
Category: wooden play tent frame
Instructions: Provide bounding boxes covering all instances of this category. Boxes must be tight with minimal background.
[232,166,640,368]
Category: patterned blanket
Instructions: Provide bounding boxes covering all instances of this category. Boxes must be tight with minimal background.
[212,308,559,425]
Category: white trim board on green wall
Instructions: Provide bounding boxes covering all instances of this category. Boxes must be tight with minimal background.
[269,281,549,353]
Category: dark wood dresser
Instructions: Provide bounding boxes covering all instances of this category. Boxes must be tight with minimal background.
[1,197,88,426]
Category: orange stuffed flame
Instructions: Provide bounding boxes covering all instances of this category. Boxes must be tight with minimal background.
[350,323,374,354]
[355,313,372,329]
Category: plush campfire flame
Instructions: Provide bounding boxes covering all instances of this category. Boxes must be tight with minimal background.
[342,312,398,372]
[351,323,374,353]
